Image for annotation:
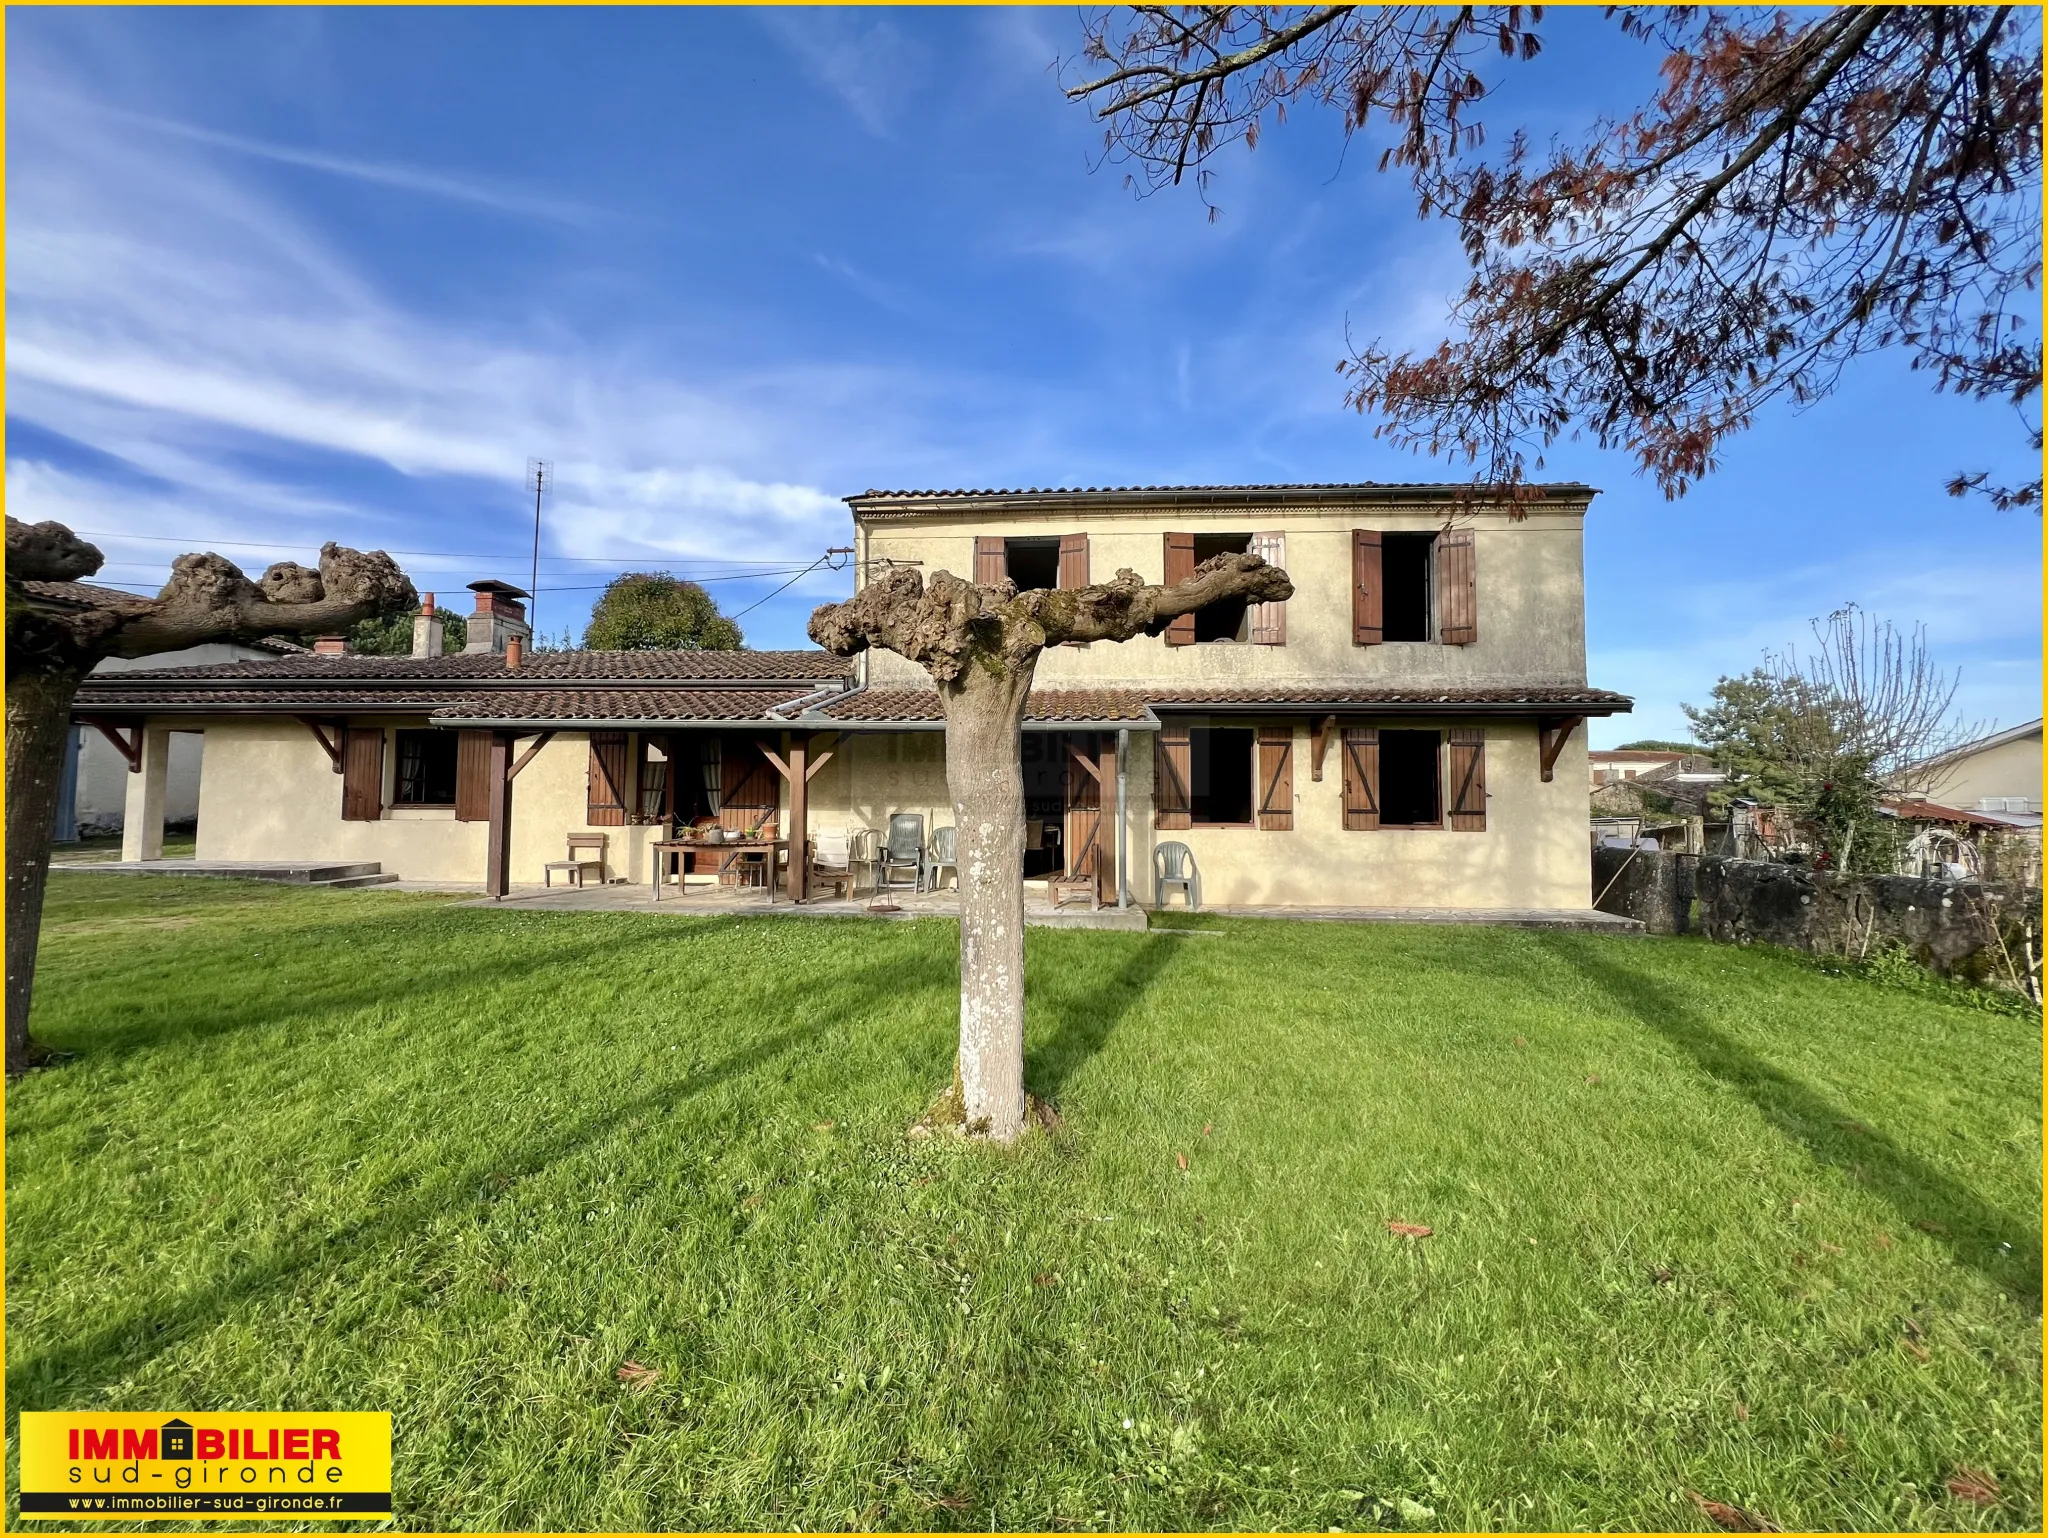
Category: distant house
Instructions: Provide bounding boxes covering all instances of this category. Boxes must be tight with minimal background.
[1910,719,2043,821]
[1589,748,1686,785]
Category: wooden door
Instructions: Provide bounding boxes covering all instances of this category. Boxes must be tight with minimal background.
[1063,732,1103,887]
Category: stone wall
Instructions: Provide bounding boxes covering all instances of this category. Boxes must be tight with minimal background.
[1694,856,2040,988]
[1592,844,1696,934]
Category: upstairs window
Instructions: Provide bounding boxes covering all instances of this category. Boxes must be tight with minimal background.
[1003,538,1061,591]
[1378,729,1441,826]
[1381,534,1435,642]
[1192,533,1252,642]
[394,730,459,806]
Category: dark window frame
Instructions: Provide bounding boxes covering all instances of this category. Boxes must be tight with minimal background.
[1381,533,1435,643]
[1377,728,1443,828]
[1003,537,1062,592]
[1188,724,1257,827]
[1191,533,1254,643]
[393,729,460,808]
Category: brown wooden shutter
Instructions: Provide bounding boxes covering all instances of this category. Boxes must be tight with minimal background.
[1154,722,1191,829]
[719,738,779,835]
[1249,532,1286,645]
[1341,726,1380,831]
[1057,533,1089,588]
[1163,532,1196,646]
[1352,530,1383,645]
[1257,725,1294,830]
[1447,727,1487,831]
[340,727,384,821]
[587,731,628,826]
[454,730,493,821]
[974,536,1007,587]
[1437,527,1477,645]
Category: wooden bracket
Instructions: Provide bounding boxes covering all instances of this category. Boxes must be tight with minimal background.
[506,730,555,782]
[1067,744,1105,786]
[1536,715,1583,783]
[1310,714,1336,782]
[295,716,344,774]
[803,749,835,782]
[84,717,144,774]
[756,741,793,781]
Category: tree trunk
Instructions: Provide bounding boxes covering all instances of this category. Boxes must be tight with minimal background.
[941,662,1034,1143]
[7,669,81,1075]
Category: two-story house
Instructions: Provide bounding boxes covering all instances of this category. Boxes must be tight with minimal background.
[71,482,1630,912]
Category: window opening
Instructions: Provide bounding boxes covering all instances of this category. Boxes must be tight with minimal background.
[1190,725,1255,824]
[394,730,458,806]
[1005,538,1061,592]
[1379,729,1441,826]
[1382,533,1434,642]
[1191,533,1253,642]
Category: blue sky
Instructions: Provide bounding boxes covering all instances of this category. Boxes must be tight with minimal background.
[7,6,2040,745]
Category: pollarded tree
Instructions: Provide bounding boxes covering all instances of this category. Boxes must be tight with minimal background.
[1068,6,2042,510]
[809,551,1290,1144]
[6,517,416,1074]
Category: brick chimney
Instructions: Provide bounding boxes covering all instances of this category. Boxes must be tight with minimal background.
[313,635,349,656]
[410,593,444,659]
[464,580,532,655]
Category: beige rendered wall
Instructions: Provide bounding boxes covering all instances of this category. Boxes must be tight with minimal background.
[858,501,1589,691]
[1927,730,2043,811]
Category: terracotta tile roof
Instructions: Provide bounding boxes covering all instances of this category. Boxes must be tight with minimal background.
[77,687,488,711]
[18,579,158,611]
[84,648,854,683]
[848,482,1598,513]
[820,689,1155,724]
[1141,685,1632,712]
[431,689,816,725]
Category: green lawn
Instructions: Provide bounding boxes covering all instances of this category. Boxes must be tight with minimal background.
[7,876,2040,1532]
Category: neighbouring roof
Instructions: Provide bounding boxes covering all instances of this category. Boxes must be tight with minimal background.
[1589,748,1690,762]
[1884,798,2037,830]
[846,482,1599,516]
[17,578,159,612]
[1919,718,2044,767]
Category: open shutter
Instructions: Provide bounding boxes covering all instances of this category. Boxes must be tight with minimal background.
[1341,727,1380,831]
[720,738,780,836]
[1352,530,1383,645]
[1163,532,1196,646]
[1437,528,1477,645]
[974,536,1007,587]
[1154,722,1191,829]
[454,730,493,821]
[1257,725,1294,830]
[1058,533,1089,588]
[340,727,384,822]
[587,731,628,826]
[1447,727,1487,831]
[1249,532,1287,645]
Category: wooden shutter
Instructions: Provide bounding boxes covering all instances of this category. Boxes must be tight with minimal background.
[1057,533,1089,588]
[974,536,1007,587]
[1341,726,1380,831]
[454,730,493,821]
[340,727,384,822]
[1154,722,1191,829]
[1352,530,1383,645]
[1447,727,1487,831]
[720,738,779,835]
[1257,725,1294,830]
[1437,527,1477,645]
[1064,736,1102,879]
[587,731,628,826]
[1249,532,1286,645]
[1163,532,1196,646]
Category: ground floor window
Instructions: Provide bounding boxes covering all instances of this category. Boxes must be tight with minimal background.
[1189,725,1255,824]
[394,730,458,806]
[1379,729,1440,826]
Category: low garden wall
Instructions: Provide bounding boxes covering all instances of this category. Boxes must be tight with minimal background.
[1591,844,1695,935]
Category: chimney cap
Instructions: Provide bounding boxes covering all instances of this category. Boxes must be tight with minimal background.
[466,579,531,599]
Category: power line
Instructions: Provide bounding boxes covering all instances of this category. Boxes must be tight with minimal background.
[729,548,854,620]
[64,528,806,565]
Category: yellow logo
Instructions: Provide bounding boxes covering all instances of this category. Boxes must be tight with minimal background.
[17,1412,391,1520]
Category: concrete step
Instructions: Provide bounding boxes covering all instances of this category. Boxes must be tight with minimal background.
[51,860,388,885]
[310,872,401,890]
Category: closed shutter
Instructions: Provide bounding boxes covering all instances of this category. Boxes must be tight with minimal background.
[1341,727,1380,831]
[1437,527,1477,645]
[1058,533,1089,588]
[340,727,384,822]
[454,730,493,821]
[1154,723,1191,829]
[1447,727,1487,831]
[1163,532,1196,646]
[974,536,1007,587]
[720,739,779,836]
[1065,736,1102,879]
[1249,532,1286,645]
[587,732,628,826]
[1257,725,1294,830]
[1352,530,1383,645]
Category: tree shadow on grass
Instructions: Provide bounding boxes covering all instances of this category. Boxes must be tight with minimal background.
[1026,934,1183,1104]
[6,948,948,1406]
[1542,934,2041,1306]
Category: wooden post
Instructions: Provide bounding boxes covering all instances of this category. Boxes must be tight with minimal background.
[1097,732,1118,907]
[485,731,513,899]
[787,734,809,903]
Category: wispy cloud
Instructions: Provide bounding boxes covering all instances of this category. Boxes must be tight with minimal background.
[756,9,926,138]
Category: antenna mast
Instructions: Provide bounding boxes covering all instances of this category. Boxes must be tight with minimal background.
[526,458,552,638]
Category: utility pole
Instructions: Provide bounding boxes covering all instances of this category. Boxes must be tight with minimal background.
[526,458,552,638]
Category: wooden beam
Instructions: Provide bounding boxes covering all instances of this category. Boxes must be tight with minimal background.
[1310,714,1335,782]
[83,717,144,774]
[506,730,555,782]
[803,748,836,782]
[786,735,809,904]
[1067,743,1105,786]
[293,716,345,774]
[1537,715,1583,783]
[755,741,793,781]
[485,731,513,898]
